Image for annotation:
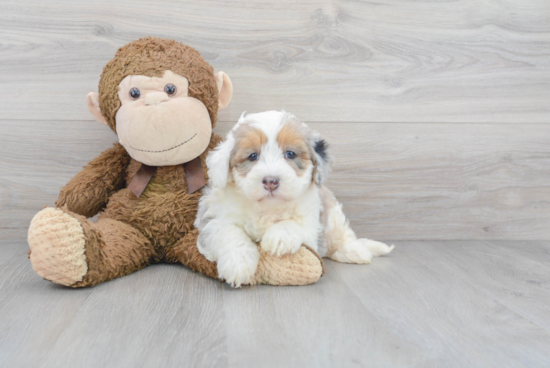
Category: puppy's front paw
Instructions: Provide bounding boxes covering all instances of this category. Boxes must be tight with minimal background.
[260,222,303,257]
[217,246,260,288]
[331,239,394,264]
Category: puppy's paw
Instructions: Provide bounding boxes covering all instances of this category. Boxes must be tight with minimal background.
[330,239,394,264]
[260,222,303,257]
[217,246,260,288]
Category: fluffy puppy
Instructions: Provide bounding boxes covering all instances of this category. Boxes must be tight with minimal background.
[195,111,394,287]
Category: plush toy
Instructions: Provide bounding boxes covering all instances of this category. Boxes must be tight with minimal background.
[27,37,324,288]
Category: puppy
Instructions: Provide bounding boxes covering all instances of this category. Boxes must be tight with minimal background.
[195,111,394,287]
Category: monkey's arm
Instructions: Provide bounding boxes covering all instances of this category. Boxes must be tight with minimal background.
[56,143,131,218]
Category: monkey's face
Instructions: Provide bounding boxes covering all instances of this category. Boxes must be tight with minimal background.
[114,70,212,166]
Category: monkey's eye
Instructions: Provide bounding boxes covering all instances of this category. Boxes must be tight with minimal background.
[129,87,141,100]
[285,151,296,159]
[164,84,177,96]
[248,153,259,161]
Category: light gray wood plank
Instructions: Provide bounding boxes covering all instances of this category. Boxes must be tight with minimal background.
[0,0,549,123]
[0,249,94,367]
[0,258,227,368]
[222,275,431,368]
[489,240,550,266]
[330,241,550,367]
[317,122,550,241]
[0,120,117,234]
[406,240,550,332]
[3,241,550,367]
[2,120,549,240]
[36,267,226,368]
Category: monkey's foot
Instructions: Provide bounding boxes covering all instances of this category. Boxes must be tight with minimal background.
[252,245,325,286]
[28,207,88,286]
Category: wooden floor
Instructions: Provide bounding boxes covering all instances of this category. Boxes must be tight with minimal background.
[1,239,549,368]
[1,0,550,367]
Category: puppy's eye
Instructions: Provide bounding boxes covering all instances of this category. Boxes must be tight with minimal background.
[164,83,177,96]
[285,151,296,159]
[248,153,258,161]
[129,87,141,100]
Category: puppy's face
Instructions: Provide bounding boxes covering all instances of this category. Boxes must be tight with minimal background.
[207,111,331,202]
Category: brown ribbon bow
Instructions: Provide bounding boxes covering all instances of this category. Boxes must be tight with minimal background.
[128,156,206,198]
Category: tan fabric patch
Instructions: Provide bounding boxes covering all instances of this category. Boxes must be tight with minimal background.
[252,245,324,286]
[28,208,88,286]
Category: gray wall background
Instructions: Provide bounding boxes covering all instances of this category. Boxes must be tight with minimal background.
[1,0,549,241]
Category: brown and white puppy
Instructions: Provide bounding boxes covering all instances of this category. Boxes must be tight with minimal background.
[195,111,393,287]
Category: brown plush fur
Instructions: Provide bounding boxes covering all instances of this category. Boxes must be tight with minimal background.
[30,37,323,287]
[58,206,156,288]
[98,37,219,132]
[56,143,131,218]
[50,37,225,286]
[54,133,223,287]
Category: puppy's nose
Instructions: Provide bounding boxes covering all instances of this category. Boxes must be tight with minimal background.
[145,92,169,105]
[262,176,279,191]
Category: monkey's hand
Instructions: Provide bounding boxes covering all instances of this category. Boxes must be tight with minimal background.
[56,143,130,218]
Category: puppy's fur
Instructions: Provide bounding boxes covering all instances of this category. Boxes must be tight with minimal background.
[195,111,394,287]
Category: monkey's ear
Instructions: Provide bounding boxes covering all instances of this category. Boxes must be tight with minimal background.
[86,92,108,126]
[215,72,233,110]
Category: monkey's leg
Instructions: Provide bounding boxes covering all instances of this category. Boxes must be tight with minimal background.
[165,229,324,286]
[165,228,220,280]
[28,207,155,287]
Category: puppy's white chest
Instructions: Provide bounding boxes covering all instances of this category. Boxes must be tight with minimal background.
[244,211,295,243]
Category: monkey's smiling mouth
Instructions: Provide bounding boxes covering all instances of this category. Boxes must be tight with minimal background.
[128,133,197,153]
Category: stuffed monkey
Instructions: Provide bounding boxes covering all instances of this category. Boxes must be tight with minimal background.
[27,37,324,287]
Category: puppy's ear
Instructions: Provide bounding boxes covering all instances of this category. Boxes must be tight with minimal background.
[310,134,332,185]
[206,134,236,188]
